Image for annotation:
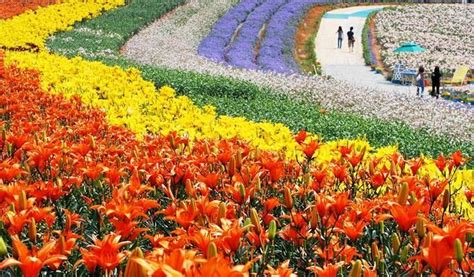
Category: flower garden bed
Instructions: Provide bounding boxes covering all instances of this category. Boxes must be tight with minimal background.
[0,60,473,276]
[47,0,474,147]
[375,4,474,74]
[0,0,58,19]
[0,1,473,276]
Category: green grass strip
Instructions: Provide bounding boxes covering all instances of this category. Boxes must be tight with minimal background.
[46,0,474,164]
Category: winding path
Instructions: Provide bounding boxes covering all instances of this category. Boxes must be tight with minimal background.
[315,6,410,93]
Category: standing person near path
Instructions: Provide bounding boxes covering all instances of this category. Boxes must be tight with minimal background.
[431,66,442,98]
[336,26,343,49]
[416,66,425,97]
[347,27,355,51]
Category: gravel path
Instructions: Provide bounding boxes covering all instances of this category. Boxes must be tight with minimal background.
[315,6,412,94]
[122,1,474,142]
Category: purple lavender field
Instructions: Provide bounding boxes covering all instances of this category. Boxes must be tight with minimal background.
[198,0,331,74]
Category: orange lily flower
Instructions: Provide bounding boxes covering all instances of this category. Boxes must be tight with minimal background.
[0,236,67,277]
[308,263,341,277]
[341,220,367,241]
[78,234,130,272]
[265,260,296,277]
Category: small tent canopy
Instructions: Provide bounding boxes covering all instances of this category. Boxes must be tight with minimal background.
[394,42,426,53]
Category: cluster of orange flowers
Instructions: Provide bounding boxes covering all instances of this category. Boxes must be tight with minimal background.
[0,0,57,19]
[0,62,472,276]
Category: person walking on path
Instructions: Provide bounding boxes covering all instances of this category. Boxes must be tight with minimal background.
[347,27,355,51]
[416,66,425,97]
[336,26,343,49]
[431,66,442,98]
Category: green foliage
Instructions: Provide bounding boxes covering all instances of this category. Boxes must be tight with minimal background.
[46,0,474,164]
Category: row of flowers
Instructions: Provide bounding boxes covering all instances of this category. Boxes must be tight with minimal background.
[0,61,473,276]
[0,0,58,19]
[0,0,124,51]
[198,0,328,74]
[375,4,474,74]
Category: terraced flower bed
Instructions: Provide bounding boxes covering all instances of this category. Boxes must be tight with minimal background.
[47,0,474,151]
[0,1,473,276]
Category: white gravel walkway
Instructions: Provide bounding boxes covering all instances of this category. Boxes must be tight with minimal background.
[315,6,412,94]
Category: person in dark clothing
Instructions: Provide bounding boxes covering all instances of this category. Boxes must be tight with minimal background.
[431,66,442,98]
[336,26,343,49]
[347,27,355,51]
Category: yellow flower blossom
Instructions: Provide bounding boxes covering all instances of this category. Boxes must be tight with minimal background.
[0,0,124,50]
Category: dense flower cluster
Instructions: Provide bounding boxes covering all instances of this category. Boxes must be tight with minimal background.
[0,0,124,50]
[375,4,474,73]
[0,62,473,276]
[121,1,474,141]
[198,0,328,74]
[0,0,58,19]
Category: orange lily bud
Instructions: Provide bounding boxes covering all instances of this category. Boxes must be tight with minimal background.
[391,233,400,254]
[124,247,146,277]
[89,135,96,150]
[34,133,39,144]
[371,242,380,262]
[416,219,425,238]
[348,260,362,277]
[59,235,66,255]
[28,218,37,243]
[250,208,262,233]
[442,189,450,210]
[185,179,194,197]
[207,242,218,258]
[423,232,432,248]
[283,187,293,210]
[56,177,63,189]
[1,128,6,143]
[398,183,408,205]
[7,142,13,156]
[218,202,226,221]
[254,177,261,192]
[41,130,47,142]
[169,135,175,149]
[379,221,385,233]
[229,157,236,176]
[454,239,463,264]
[310,207,319,230]
[409,192,417,205]
[19,190,27,211]
[0,237,7,257]
[238,182,246,200]
[268,220,277,240]
[235,150,242,170]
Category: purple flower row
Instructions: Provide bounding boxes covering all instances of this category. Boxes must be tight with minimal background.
[199,0,332,74]
[226,0,288,70]
[198,0,265,62]
[258,0,328,74]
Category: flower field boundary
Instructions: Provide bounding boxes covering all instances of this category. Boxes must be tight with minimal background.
[45,0,474,164]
